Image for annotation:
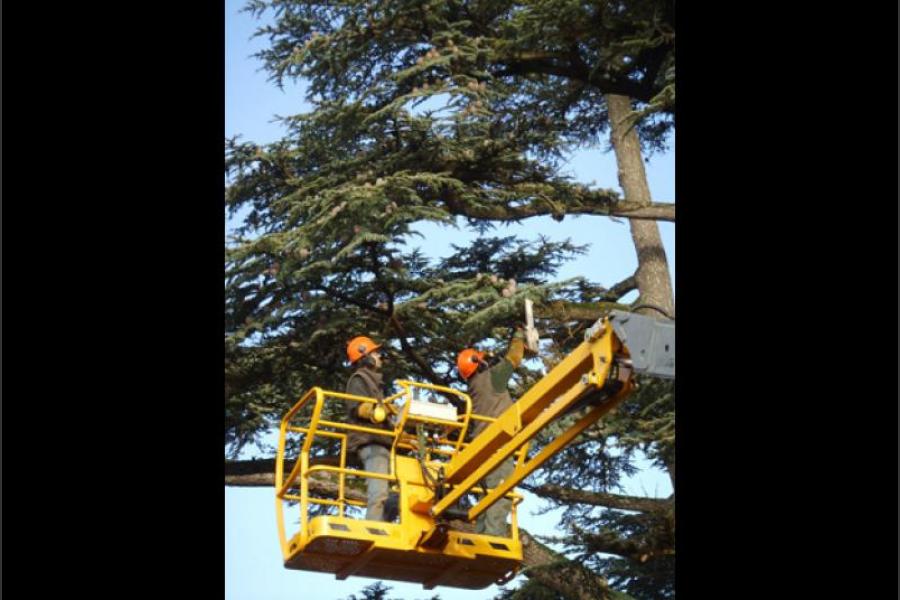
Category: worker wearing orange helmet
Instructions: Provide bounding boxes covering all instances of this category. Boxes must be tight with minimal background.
[345,335,396,522]
[456,325,529,536]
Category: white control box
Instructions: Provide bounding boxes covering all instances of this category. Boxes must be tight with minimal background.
[407,399,458,422]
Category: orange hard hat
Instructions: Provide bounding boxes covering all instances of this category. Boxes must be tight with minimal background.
[456,348,485,381]
[347,336,382,364]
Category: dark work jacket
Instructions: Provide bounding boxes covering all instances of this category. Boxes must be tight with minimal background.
[467,359,514,437]
[344,366,392,454]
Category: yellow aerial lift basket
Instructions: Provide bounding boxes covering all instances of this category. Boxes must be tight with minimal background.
[275,380,525,589]
[275,312,675,590]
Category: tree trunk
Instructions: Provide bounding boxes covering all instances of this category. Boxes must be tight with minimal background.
[606,94,675,321]
[606,93,676,490]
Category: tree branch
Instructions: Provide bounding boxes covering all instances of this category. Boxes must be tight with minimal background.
[319,287,390,316]
[521,483,672,514]
[225,458,365,499]
[536,301,631,322]
[387,313,453,388]
[368,248,457,393]
[443,197,674,222]
[519,530,616,600]
[601,275,638,302]
[493,58,655,104]
[575,527,675,565]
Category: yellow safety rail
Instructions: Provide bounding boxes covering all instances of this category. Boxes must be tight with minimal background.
[275,381,525,567]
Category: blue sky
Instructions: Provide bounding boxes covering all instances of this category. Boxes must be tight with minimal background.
[225,2,674,599]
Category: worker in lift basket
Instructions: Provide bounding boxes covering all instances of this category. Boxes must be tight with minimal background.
[456,325,531,536]
[345,336,397,522]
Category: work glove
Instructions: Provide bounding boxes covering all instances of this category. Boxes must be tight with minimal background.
[358,402,388,424]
